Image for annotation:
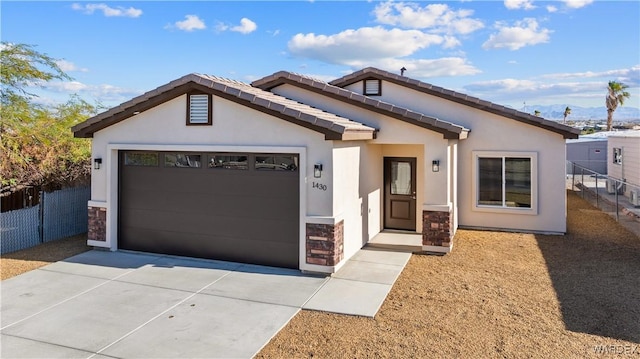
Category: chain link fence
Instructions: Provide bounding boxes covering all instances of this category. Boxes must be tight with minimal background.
[567,161,640,237]
[1,186,90,254]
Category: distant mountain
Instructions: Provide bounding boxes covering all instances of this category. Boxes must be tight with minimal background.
[519,104,640,121]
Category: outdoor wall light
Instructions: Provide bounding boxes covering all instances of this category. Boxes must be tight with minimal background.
[314,163,323,178]
[94,158,102,170]
[432,160,440,172]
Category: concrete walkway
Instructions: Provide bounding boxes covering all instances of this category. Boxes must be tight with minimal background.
[1,245,411,359]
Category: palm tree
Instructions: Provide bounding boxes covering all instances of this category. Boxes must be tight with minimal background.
[563,106,571,124]
[605,81,631,131]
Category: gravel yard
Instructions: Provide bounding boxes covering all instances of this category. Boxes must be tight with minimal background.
[257,191,640,358]
[1,234,90,280]
[2,191,638,358]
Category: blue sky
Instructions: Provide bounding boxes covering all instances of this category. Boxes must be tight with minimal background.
[3,0,639,111]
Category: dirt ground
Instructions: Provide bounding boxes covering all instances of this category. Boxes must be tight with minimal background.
[2,192,638,358]
[257,192,640,358]
[1,234,90,280]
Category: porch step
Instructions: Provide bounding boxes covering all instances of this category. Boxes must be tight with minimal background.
[367,231,422,253]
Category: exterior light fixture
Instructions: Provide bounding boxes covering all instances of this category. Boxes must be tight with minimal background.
[94,158,102,170]
[314,164,323,178]
[432,160,440,172]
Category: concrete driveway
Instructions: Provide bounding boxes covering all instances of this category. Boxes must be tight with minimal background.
[1,246,411,358]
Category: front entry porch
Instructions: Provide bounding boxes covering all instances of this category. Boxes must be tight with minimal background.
[368,231,422,252]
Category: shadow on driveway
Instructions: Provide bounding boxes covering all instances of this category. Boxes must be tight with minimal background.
[535,192,640,343]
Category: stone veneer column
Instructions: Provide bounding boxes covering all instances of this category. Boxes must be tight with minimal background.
[88,206,107,242]
[306,221,344,266]
[422,210,453,253]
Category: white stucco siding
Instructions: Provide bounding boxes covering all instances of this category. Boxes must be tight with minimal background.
[456,115,567,233]
[271,84,451,208]
[361,144,383,239]
[90,94,334,217]
[367,80,568,233]
[608,133,640,187]
[331,143,365,260]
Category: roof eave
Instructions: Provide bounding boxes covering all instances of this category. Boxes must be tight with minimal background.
[330,68,580,140]
[73,77,375,141]
[253,74,469,141]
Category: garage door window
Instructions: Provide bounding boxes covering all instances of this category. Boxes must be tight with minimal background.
[255,155,298,171]
[124,152,158,166]
[165,153,201,168]
[208,154,248,170]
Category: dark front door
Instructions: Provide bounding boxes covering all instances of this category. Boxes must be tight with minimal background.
[384,157,417,231]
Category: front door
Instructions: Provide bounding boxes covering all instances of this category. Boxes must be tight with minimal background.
[384,157,417,231]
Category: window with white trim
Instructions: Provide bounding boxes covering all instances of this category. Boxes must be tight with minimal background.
[473,151,538,214]
[187,93,212,125]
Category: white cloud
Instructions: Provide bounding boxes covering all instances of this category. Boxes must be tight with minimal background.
[71,3,142,18]
[231,18,257,34]
[482,18,552,50]
[562,0,594,9]
[385,57,481,77]
[168,15,206,32]
[541,65,640,87]
[38,80,141,105]
[504,0,536,10]
[288,26,445,65]
[42,81,89,93]
[463,66,640,108]
[216,18,257,34]
[464,78,607,106]
[373,1,484,35]
[546,5,558,13]
[55,60,88,73]
[325,57,479,79]
[442,36,461,49]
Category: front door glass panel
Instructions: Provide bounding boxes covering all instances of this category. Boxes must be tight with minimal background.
[391,161,412,195]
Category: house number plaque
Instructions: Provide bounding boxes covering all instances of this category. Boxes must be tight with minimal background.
[312,182,327,191]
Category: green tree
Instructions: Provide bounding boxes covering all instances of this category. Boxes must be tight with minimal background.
[533,110,541,117]
[1,42,96,190]
[1,42,70,103]
[605,81,631,131]
[563,106,571,124]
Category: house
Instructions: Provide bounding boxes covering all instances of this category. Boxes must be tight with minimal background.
[566,135,608,175]
[72,67,580,273]
[607,131,640,200]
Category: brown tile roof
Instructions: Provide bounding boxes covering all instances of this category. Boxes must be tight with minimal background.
[252,71,470,140]
[72,74,376,140]
[328,67,580,139]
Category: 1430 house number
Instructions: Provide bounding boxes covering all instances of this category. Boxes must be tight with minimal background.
[312,182,327,191]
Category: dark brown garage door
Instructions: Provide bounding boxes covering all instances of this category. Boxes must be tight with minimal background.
[119,151,299,268]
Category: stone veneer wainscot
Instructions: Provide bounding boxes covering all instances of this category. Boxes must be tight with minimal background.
[422,210,452,250]
[88,206,106,242]
[306,221,344,266]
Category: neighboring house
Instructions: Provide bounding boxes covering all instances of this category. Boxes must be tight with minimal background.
[607,131,640,198]
[72,67,579,273]
[566,136,608,174]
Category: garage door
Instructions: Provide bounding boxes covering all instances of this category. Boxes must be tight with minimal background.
[119,151,299,268]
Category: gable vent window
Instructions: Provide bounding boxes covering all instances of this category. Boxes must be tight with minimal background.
[364,79,381,96]
[187,93,212,125]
